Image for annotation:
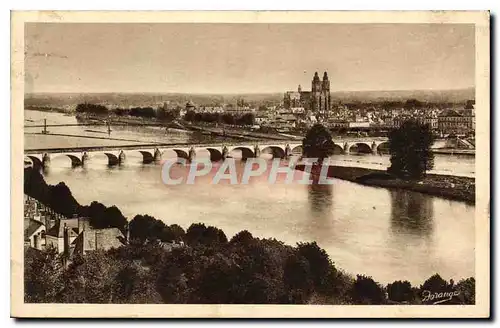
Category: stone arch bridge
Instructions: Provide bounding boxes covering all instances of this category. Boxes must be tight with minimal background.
[24,139,389,169]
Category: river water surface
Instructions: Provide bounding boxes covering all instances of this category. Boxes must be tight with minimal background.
[24,110,475,284]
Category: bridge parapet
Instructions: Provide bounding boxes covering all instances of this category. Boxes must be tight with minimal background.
[24,137,391,166]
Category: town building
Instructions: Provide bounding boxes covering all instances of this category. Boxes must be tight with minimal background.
[25,219,46,250]
[24,196,127,258]
[72,228,126,256]
[284,71,331,113]
[45,216,82,253]
[438,109,475,135]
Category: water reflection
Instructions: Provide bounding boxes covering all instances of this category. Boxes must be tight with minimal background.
[307,182,333,215]
[390,190,434,236]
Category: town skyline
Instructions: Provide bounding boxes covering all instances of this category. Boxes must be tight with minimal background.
[25,23,475,94]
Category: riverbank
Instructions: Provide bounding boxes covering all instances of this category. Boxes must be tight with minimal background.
[296,165,475,204]
[25,106,72,114]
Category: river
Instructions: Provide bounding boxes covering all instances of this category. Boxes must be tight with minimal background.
[24,110,475,284]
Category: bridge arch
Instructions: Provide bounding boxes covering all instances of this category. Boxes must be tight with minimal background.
[332,143,344,155]
[65,154,83,167]
[229,147,254,160]
[138,151,154,164]
[348,142,372,154]
[49,153,83,167]
[206,148,223,161]
[26,155,42,170]
[261,146,286,159]
[172,149,189,160]
[104,153,120,166]
[291,145,303,155]
[376,141,390,154]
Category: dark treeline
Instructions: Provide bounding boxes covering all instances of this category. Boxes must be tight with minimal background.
[24,168,475,305]
[75,102,256,126]
[75,103,108,114]
[25,231,475,304]
[343,98,471,111]
[24,167,128,234]
[114,107,156,118]
[183,110,255,126]
[76,103,164,120]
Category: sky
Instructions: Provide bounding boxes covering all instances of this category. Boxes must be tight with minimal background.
[24,23,475,94]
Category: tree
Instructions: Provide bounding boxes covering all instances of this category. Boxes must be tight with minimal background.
[419,273,453,295]
[349,275,386,304]
[230,230,254,245]
[129,214,158,243]
[283,254,313,303]
[404,99,423,109]
[83,202,128,234]
[296,242,333,292]
[75,103,108,114]
[48,182,80,216]
[24,167,51,204]
[387,280,416,303]
[24,248,64,303]
[456,277,475,304]
[60,251,120,303]
[465,100,475,110]
[185,223,227,246]
[387,120,435,180]
[302,124,336,163]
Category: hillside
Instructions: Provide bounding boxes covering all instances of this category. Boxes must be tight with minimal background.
[25,88,474,109]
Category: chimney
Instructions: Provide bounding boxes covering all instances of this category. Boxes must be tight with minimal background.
[78,217,90,233]
[33,234,40,250]
[63,223,70,258]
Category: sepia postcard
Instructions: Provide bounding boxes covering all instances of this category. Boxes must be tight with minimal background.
[11,11,490,318]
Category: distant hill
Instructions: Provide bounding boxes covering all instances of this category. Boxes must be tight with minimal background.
[329,88,475,104]
[25,88,474,109]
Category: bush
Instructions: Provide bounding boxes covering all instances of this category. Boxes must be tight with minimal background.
[387,280,415,303]
[388,120,434,180]
[350,275,387,304]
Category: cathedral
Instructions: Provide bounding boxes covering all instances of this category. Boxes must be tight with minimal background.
[284,71,331,113]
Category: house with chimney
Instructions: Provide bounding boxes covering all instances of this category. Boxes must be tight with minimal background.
[71,227,126,256]
[44,215,126,259]
[24,218,46,250]
[45,216,82,253]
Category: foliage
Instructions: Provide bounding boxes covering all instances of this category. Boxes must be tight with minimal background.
[349,275,387,304]
[283,254,314,303]
[296,242,334,292]
[25,234,476,305]
[455,277,475,304]
[80,202,128,234]
[229,230,254,245]
[129,107,156,118]
[25,168,127,233]
[24,248,64,303]
[129,214,185,243]
[185,223,228,246]
[387,280,416,303]
[183,110,255,126]
[465,100,475,110]
[75,103,108,114]
[388,120,435,180]
[420,273,452,293]
[24,171,474,305]
[302,124,336,162]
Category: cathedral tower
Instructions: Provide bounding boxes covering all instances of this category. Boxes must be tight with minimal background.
[311,72,322,112]
[322,71,331,112]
